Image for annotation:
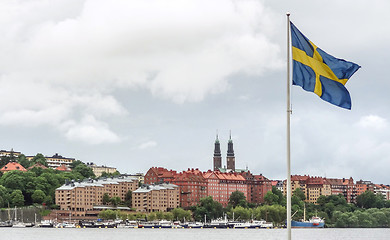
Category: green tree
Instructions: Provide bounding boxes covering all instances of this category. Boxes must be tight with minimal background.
[31,189,46,204]
[171,208,192,222]
[229,206,252,221]
[103,193,110,205]
[0,185,10,208]
[31,153,48,167]
[110,196,121,206]
[148,213,157,221]
[229,191,247,208]
[264,191,279,205]
[17,154,31,169]
[73,163,95,179]
[70,160,84,169]
[11,190,25,207]
[125,190,132,207]
[164,212,174,221]
[192,196,223,222]
[356,190,384,209]
[293,188,306,201]
[98,209,118,220]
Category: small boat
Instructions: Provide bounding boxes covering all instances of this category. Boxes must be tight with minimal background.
[205,215,234,229]
[186,222,204,228]
[79,221,117,228]
[39,220,54,228]
[231,222,251,229]
[56,222,76,228]
[138,221,159,228]
[118,220,138,228]
[159,220,173,228]
[0,221,13,227]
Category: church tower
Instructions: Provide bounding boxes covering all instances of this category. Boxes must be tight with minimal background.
[213,134,222,171]
[226,131,235,171]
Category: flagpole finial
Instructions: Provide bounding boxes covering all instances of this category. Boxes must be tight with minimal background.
[286,12,290,16]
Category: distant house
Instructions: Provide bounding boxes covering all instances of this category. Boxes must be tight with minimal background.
[55,164,71,172]
[27,162,48,170]
[0,162,27,173]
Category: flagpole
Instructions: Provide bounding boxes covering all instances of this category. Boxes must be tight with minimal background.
[286,12,292,240]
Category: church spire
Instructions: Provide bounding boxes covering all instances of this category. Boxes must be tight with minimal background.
[213,131,222,171]
[226,130,235,171]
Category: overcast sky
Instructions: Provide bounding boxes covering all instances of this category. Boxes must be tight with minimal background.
[1,0,389,184]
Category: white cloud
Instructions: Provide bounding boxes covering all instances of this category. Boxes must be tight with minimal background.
[138,141,158,150]
[61,115,121,145]
[0,0,281,143]
[356,115,388,130]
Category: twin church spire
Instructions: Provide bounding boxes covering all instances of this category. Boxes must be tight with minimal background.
[213,131,235,171]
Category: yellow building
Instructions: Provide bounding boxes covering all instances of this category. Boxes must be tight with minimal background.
[26,153,75,169]
[86,163,117,177]
[306,177,331,203]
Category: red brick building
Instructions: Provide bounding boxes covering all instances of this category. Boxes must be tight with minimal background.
[144,167,176,184]
[240,171,272,204]
[203,170,247,207]
[171,169,207,208]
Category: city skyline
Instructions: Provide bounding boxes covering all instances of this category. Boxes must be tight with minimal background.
[1,1,389,184]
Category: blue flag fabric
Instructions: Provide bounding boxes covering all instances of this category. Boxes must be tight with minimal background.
[290,22,360,109]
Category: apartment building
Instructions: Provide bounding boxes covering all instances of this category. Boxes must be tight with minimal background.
[306,177,331,203]
[132,183,180,212]
[55,176,139,216]
[203,170,247,207]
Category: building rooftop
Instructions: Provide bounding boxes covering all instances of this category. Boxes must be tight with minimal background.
[0,162,27,172]
[133,183,178,193]
[56,176,139,191]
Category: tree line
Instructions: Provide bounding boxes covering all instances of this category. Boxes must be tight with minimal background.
[98,187,390,228]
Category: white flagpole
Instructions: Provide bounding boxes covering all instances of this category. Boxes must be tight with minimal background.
[286,12,292,240]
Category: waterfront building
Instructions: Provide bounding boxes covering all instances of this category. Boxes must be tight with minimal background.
[373,184,390,200]
[203,170,247,207]
[283,175,310,198]
[132,183,180,212]
[306,177,331,203]
[171,168,207,208]
[55,176,139,216]
[240,171,273,204]
[327,177,356,203]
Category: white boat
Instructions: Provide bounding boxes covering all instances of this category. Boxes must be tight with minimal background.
[231,222,251,229]
[12,221,27,228]
[57,222,76,228]
[159,220,173,228]
[187,222,204,228]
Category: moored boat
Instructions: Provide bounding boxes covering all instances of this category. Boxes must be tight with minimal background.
[291,216,325,228]
[0,221,13,227]
[39,220,54,228]
[186,222,204,228]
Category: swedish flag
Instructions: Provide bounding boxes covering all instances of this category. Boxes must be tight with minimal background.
[291,22,360,109]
